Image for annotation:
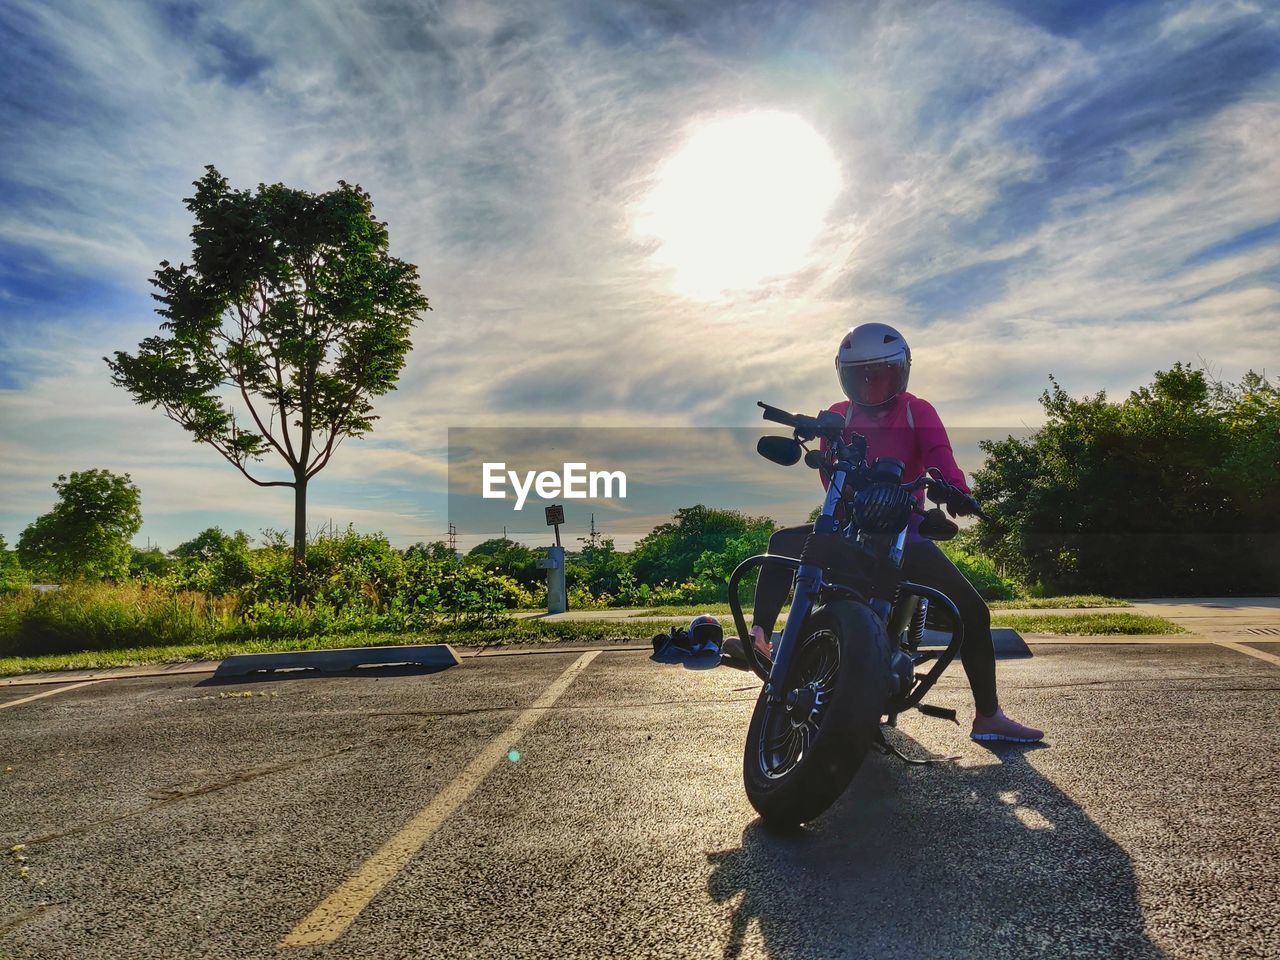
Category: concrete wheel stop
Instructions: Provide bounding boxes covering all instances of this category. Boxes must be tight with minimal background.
[212,644,461,678]
[921,628,1031,659]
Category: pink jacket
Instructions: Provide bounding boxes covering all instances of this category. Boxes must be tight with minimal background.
[820,392,969,539]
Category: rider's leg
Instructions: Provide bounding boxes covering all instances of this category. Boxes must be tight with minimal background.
[900,541,1043,741]
[901,539,998,713]
[746,525,808,654]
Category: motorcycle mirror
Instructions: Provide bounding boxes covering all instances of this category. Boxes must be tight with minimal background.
[919,507,958,541]
[757,435,802,466]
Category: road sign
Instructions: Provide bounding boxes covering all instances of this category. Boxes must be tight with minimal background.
[545,504,565,526]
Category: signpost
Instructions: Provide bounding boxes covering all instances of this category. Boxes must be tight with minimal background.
[544,504,565,544]
[537,504,567,614]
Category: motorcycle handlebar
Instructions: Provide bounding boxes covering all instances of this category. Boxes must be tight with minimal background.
[757,401,802,427]
[757,401,842,441]
[758,401,988,520]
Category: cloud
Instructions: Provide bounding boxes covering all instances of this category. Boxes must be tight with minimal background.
[1,0,1277,546]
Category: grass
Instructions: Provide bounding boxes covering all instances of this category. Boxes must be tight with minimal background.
[630,595,1131,617]
[0,618,653,677]
[990,613,1184,635]
[989,595,1131,609]
[627,604,768,618]
[0,584,1172,677]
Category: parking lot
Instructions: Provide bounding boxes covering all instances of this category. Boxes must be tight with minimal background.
[1,630,1277,959]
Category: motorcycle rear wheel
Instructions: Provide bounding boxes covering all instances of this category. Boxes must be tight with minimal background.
[743,600,890,828]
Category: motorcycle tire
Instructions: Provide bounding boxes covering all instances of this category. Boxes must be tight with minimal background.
[743,600,891,828]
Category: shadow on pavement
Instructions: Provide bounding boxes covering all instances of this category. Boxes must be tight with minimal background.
[649,648,723,671]
[707,738,1164,960]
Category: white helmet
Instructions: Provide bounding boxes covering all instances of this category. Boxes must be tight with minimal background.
[835,323,911,408]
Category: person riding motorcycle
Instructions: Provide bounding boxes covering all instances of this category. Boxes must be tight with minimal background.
[728,323,1044,744]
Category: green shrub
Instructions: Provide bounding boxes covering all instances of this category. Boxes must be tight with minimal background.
[0,583,236,656]
[165,528,254,595]
[0,535,30,593]
[939,541,1023,601]
[973,366,1280,595]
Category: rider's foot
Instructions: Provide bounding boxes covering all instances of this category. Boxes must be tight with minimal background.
[719,626,773,671]
[970,708,1043,743]
[720,636,751,670]
[750,625,773,659]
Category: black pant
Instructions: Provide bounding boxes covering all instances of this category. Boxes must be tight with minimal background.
[750,525,999,715]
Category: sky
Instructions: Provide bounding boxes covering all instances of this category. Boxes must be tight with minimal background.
[1,0,1277,551]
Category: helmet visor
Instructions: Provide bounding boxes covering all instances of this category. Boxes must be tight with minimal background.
[839,359,908,407]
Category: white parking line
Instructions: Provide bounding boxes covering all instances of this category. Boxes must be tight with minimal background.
[1214,640,1280,668]
[0,679,102,710]
[280,650,601,948]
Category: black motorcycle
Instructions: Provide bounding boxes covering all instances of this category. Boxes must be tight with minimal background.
[727,401,984,827]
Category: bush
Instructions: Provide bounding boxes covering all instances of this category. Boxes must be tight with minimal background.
[403,556,513,622]
[631,506,775,585]
[0,583,235,656]
[973,366,1280,595]
[0,535,30,593]
[938,541,1023,601]
[466,538,543,588]
[165,528,253,595]
[692,527,773,600]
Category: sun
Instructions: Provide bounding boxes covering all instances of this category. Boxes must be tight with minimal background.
[634,110,843,299]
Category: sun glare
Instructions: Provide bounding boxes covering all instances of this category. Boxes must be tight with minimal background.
[634,110,843,299]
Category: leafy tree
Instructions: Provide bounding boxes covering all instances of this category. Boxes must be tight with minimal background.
[631,505,776,585]
[403,540,456,561]
[130,546,174,579]
[692,526,774,594]
[566,537,632,596]
[106,166,430,595]
[173,526,252,560]
[17,470,143,582]
[972,365,1280,595]
[168,527,253,594]
[0,533,31,591]
[466,537,543,588]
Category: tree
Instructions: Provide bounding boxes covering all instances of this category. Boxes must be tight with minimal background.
[0,533,31,591]
[106,166,430,596]
[567,537,632,596]
[173,526,252,560]
[167,526,254,594]
[692,526,774,594]
[465,538,543,588]
[17,470,142,582]
[630,505,776,584]
[972,365,1280,595]
[130,546,173,579]
[404,540,457,561]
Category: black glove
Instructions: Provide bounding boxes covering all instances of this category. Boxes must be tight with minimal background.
[945,491,982,519]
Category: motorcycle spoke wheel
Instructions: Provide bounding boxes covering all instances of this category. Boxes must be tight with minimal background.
[756,629,840,781]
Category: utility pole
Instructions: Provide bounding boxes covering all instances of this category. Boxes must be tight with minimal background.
[447,522,457,556]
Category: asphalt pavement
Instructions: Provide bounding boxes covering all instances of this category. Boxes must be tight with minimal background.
[0,637,1276,959]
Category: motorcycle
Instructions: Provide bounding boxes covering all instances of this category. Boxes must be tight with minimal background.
[726,401,984,827]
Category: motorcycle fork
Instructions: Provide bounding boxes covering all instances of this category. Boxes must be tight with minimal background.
[764,562,821,703]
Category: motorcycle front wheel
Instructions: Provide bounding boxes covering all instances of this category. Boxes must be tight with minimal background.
[743,600,890,828]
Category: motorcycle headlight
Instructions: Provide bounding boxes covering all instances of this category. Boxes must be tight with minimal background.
[851,483,915,535]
